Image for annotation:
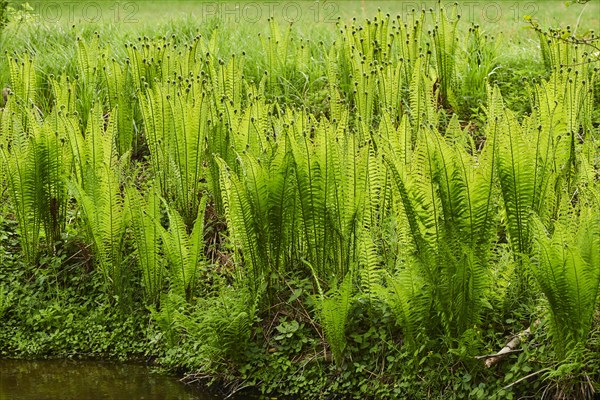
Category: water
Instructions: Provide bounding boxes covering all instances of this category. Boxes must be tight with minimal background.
[0,359,221,400]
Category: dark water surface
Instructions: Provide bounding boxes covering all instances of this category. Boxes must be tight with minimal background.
[0,359,221,400]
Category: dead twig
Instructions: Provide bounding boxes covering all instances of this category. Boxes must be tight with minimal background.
[481,320,540,368]
[474,348,523,360]
[503,368,549,390]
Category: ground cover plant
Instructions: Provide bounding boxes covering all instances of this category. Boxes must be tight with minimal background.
[0,0,599,399]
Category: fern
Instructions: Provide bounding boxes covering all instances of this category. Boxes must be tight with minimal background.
[491,88,549,256]
[287,114,368,283]
[102,57,134,156]
[126,185,164,304]
[7,54,36,106]
[489,78,587,304]
[150,291,186,347]
[75,35,103,128]
[7,54,37,130]
[161,197,207,301]
[455,24,499,117]
[50,74,77,114]
[217,156,265,293]
[141,82,210,227]
[30,121,70,248]
[431,3,460,110]
[192,284,259,365]
[375,269,421,346]
[318,274,354,367]
[409,56,437,134]
[357,141,386,301]
[1,108,71,261]
[385,124,496,339]
[68,105,127,297]
[287,122,329,279]
[69,168,126,297]
[357,223,382,302]
[531,208,600,357]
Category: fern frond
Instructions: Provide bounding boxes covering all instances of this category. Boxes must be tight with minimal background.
[161,198,207,300]
[126,185,164,304]
[318,274,354,367]
[531,211,600,356]
[216,156,265,292]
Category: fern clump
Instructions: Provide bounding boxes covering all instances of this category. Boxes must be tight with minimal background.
[317,275,354,367]
[531,207,600,357]
[384,121,496,342]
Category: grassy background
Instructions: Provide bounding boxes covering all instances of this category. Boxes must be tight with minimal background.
[11,1,598,29]
[0,0,598,105]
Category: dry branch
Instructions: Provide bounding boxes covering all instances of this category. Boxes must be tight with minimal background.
[482,320,540,368]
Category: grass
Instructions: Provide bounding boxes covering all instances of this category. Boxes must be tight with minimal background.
[1,0,598,88]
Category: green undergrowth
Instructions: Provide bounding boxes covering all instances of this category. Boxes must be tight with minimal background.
[0,213,151,360]
[1,207,599,399]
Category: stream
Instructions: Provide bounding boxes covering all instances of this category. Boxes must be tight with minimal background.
[0,359,225,400]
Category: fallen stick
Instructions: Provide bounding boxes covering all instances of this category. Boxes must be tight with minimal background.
[503,368,549,390]
[482,320,540,368]
[474,349,522,360]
